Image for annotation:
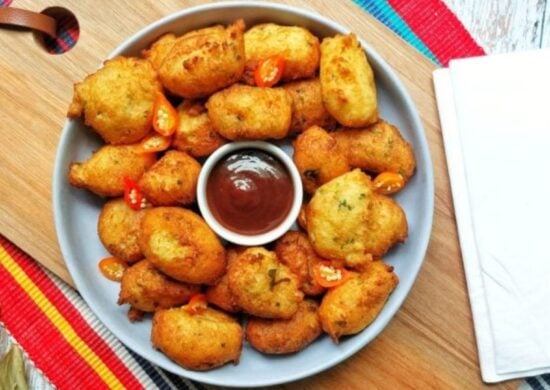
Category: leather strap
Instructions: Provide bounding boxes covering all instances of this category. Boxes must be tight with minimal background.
[0,7,56,38]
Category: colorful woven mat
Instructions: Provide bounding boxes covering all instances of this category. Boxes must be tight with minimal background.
[1,1,545,389]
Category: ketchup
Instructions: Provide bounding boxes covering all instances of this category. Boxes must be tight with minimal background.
[206,149,294,235]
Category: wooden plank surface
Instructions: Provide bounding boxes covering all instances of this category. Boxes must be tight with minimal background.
[444,0,548,52]
[0,0,518,388]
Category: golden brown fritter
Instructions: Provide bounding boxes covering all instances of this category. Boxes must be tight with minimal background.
[227,247,303,319]
[205,247,243,313]
[118,259,200,313]
[306,169,374,268]
[98,198,144,263]
[318,260,398,342]
[206,84,292,140]
[140,207,226,285]
[152,306,243,371]
[67,56,162,145]
[147,20,245,98]
[274,231,326,296]
[363,194,408,257]
[320,34,378,127]
[68,145,156,197]
[332,120,416,180]
[172,100,227,157]
[293,126,351,194]
[142,33,177,70]
[281,78,336,134]
[243,23,320,83]
[298,204,308,230]
[246,299,322,354]
[138,150,201,206]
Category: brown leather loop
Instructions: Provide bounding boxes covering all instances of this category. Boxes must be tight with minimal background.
[0,7,56,38]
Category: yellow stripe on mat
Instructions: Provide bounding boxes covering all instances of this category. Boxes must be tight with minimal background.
[0,246,126,389]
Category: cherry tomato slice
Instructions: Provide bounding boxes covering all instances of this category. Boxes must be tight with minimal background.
[98,257,127,282]
[373,172,405,195]
[313,261,351,288]
[152,92,178,137]
[135,133,172,154]
[185,293,208,314]
[123,176,144,210]
[254,55,285,87]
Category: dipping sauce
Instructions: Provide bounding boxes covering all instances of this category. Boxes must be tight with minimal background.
[206,149,294,235]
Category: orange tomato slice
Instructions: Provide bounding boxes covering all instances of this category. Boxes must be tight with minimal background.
[373,172,405,195]
[185,293,208,314]
[98,257,127,282]
[135,133,172,154]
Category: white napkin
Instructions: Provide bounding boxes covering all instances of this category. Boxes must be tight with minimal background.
[433,49,550,383]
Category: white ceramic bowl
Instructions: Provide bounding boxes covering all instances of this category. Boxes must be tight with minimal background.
[197,141,303,246]
[53,1,434,387]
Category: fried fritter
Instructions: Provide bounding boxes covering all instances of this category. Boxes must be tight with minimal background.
[118,259,200,313]
[281,78,336,134]
[243,23,320,83]
[67,57,162,145]
[142,33,177,70]
[332,120,416,180]
[246,299,322,354]
[98,198,144,262]
[318,260,398,342]
[138,150,201,206]
[205,247,243,313]
[140,207,226,285]
[306,169,374,268]
[227,247,303,319]
[274,231,326,296]
[145,20,245,98]
[293,126,350,194]
[68,145,156,197]
[152,306,243,370]
[172,100,226,157]
[363,194,408,257]
[320,34,378,127]
[206,84,292,140]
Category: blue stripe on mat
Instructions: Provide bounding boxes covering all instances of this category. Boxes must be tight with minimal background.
[352,0,439,64]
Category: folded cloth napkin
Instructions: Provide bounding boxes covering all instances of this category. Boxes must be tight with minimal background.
[433,49,550,383]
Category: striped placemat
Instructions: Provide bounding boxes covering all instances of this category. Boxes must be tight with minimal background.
[1,0,546,388]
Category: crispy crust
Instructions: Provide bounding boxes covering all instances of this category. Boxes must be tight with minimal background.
[138,150,201,206]
[320,34,378,127]
[246,299,322,354]
[152,307,243,370]
[227,247,303,319]
[68,145,156,197]
[140,207,226,285]
[293,125,350,194]
[68,56,162,144]
[318,260,398,342]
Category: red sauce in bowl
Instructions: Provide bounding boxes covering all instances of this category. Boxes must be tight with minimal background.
[206,149,294,235]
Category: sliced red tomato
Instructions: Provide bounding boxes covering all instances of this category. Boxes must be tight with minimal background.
[135,133,172,154]
[185,293,208,314]
[98,257,127,282]
[313,261,352,288]
[123,176,144,210]
[254,55,285,87]
[152,92,178,136]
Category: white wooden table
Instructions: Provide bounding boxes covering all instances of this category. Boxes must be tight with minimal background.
[444,0,550,53]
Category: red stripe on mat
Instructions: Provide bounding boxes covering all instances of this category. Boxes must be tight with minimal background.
[0,237,143,389]
[389,0,485,65]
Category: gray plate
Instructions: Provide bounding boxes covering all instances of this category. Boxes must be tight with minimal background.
[52,2,434,387]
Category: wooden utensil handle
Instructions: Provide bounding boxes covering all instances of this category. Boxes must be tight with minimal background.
[0,7,56,38]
